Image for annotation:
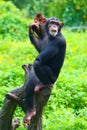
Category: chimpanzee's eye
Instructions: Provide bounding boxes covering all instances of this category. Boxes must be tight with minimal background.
[49,21,59,26]
[56,22,59,26]
[49,21,53,24]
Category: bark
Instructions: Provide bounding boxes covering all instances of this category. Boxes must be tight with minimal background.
[0,64,52,130]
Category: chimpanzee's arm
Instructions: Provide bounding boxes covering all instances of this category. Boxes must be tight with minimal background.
[35,37,66,65]
[35,44,59,64]
[29,26,41,52]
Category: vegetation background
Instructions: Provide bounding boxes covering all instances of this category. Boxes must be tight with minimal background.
[0,0,87,129]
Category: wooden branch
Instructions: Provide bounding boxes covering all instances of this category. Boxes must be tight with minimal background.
[0,64,52,130]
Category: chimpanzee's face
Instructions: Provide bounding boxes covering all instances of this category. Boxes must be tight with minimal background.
[48,20,64,37]
[48,20,59,37]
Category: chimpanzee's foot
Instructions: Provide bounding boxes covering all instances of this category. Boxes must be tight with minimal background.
[23,110,36,127]
[34,85,41,92]
[34,83,53,93]
[34,84,47,92]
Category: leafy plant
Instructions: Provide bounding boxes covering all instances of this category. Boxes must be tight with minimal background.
[0,30,87,130]
[63,0,87,26]
[0,12,28,40]
[0,1,87,129]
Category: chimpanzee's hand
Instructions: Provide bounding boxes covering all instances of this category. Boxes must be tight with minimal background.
[31,23,39,31]
[29,23,41,36]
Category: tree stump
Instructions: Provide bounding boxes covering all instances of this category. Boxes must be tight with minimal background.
[0,64,52,130]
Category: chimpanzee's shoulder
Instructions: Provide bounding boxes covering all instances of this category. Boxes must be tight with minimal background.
[57,34,66,45]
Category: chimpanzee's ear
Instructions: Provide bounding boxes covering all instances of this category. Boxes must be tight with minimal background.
[60,22,64,27]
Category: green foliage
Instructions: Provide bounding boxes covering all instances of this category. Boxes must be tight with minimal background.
[0,1,28,41]
[0,30,87,129]
[0,1,19,17]
[45,0,87,26]
[43,107,87,130]
[0,1,87,129]
[7,0,87,26]
[26,0,48,18]
[63,0,87,26]
[0,13,28,40]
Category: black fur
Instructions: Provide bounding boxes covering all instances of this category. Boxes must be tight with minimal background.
[34,17,66,84]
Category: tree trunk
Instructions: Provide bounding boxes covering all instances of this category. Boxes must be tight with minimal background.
[0,64,52,130]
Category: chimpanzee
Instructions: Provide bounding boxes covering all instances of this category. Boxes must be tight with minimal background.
[23,17,66,127]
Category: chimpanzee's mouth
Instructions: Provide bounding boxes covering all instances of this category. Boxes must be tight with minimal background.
[49,28,58,36]
[51,29,57,32]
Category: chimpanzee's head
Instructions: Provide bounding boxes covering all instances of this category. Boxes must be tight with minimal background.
[45,17,64,37]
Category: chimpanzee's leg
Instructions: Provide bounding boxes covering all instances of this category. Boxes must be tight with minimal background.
[34,61,56,92]
[25,76,38,110]
[34,61,55,92]
[34,60,55,84]
[23,75,39,127]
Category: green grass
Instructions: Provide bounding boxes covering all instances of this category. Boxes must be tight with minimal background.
[0,30,87,130]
